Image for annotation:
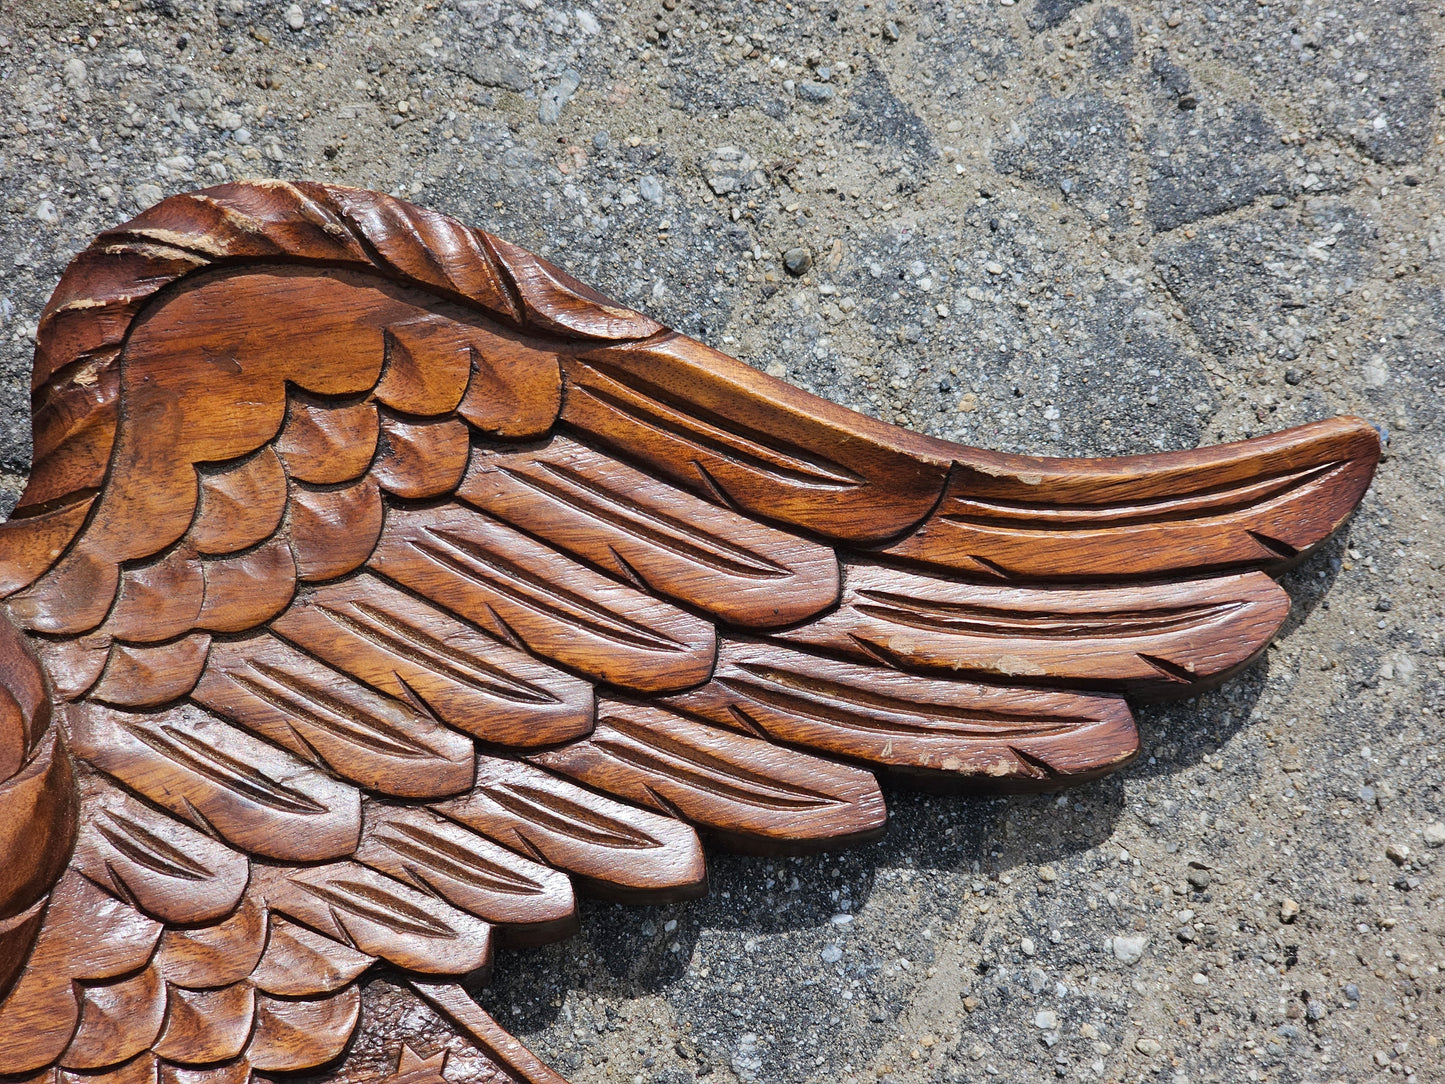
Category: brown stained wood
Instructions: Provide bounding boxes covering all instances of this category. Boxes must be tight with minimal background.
[248,862,493,975]
[158,1058,250,1084]
[195,633,476,800]
[91,634,212,709]
[152,984,255,1065]
[271,573,594,748]
[560,335,952,543]
[61,967,166,1070]
[154,898,266,990]
[0,183,1384,1083]
[69,703,361,863]
[72,779,248,926]
[779,565,1292,698]
[377,315,474,415]
[8,546,120,636]
[0,664,70,950]
[0,872,160,1075]
[460,435,840,629]
[248,986,363,1072]
[188,448,288,557]
[482,234,663,342]
[289,477,385,582]
[357,806,578,947]
[0,901,48,1006]
[197,538,296,634]
[63,1053,160,1084]
[883,415,1382,579]
[103,551,205,645]
[375,415,471,499]
[0,726,77,929]
[663,640,1139,788]
[250,916,374,997]
[0,496,97,597]
[19,369,118,516]
[412,981,572,1084]
[276,399,380,487]
[531,701,888,855]
[32,635,111,700]
[437,757,708,903]
[0,963,78,1075]
[455,335,563,440]
[373,504,717,694]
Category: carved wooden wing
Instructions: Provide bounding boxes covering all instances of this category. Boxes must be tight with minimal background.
[0,182,1379,1081]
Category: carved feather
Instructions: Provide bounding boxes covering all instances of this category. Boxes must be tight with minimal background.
[0,182,1380,1082]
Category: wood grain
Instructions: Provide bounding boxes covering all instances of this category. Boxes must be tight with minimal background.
[778,564,1292,697]
[663,639,1139,788]
[459,435,841,629]
[0,181,1381,1084]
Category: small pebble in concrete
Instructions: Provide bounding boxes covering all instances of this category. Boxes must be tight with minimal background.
[1113,935,1148,964]
[783,248,813,276]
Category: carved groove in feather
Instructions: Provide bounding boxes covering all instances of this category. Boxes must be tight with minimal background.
[460,435,840,628]
[358,807,577,944]
[140,728,321,813]
[72,781,248,925]
[271,573,594,748]
[373,505,715,693]
[664,641,1138,783]
[885,416,1381,577]
[68,704,360,862]
[531,702,887,852]
[418,528,689,653]
[251,862,493,975]
[438,758,706,901]
[938,460,1346,528]
[560,335,953,542]
[195,634,475,800]
[88,807,194,879]
[781,565,1291,695]
[850,590,1244,639]
[565,360,866,490]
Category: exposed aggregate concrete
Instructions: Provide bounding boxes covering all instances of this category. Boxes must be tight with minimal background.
[0,0,1441,1081]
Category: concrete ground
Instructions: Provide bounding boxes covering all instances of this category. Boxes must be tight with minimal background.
[0,0,1441,1081]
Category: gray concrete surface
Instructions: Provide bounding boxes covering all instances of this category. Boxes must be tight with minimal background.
[1,0,1442,1081]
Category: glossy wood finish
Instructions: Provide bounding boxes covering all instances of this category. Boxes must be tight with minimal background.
[0,182,1380,1083]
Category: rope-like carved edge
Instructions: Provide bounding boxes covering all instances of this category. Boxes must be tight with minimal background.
[3,181,664,587]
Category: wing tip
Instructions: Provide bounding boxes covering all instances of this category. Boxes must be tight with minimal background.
[880,412,1383,579]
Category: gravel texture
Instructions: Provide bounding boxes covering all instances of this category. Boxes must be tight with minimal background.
[1,1,1442,1082]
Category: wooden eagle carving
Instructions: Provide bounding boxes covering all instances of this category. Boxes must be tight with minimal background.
[0,182,1378,1082]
